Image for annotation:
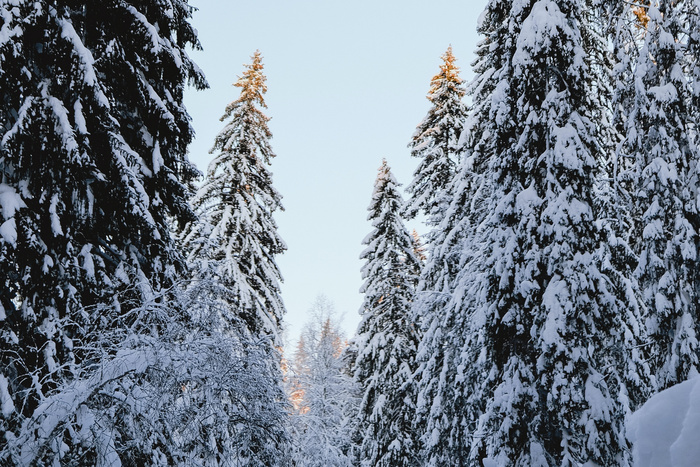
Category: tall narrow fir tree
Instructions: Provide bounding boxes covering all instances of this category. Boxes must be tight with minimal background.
[354,160,422,467]
[404,46,468,226]
[178,50,291,464]
[180,50,286,341]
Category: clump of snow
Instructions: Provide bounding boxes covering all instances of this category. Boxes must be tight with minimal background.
[0,183,25,219]
[628,376,700,467]
[0,373,15,417]
[0,219,18,245]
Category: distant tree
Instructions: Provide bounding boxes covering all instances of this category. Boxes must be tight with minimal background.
[288,296,358,467]
[354,160,421,467]
[179,50,285,342]
[404,46,468,226]
[0,1,207,464]
[411,229,427,263]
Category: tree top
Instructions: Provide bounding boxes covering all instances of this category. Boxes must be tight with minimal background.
[233,49,268,109]
[428,45,464,99]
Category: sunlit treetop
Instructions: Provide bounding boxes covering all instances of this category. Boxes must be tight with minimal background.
[230,49,268,110]
[428,45,464,99]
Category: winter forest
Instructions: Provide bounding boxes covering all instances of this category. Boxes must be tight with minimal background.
[1,0,700,466]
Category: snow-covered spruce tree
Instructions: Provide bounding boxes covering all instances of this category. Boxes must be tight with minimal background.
[411,229,427,263]
[404,46,468,226]
[412,2,507,464]
[585,0,654,413]
[177,50,291,464]
[430,0,649,465]
[0,1,210,464]
[624,1,700,391]
[353,160,422,467]
[179,50,285,342]
[288,296,358,467]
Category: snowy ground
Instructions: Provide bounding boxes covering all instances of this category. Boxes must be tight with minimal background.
[628,376,700,467]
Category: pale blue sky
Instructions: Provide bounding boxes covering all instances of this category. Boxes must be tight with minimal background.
[184,0,487,344]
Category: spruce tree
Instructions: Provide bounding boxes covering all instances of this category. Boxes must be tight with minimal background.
[404,46,469,225]
[178,51,291,464]
[353,160,421,467]
[180,50,285,341]
[586,0,654,414]
[624,0,700,391]
[412,4,505,465]
[0,1,206,464]
[475,0,648,463]
[418,1,649,465]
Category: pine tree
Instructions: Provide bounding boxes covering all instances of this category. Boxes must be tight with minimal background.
[404,46,468,225]
[180,50,285,341]
[473,0,649,463]
[354,160,421,467]
[0,1,206,464]
[624,0,700,391]
[410,229,427,263]
[587,0,654,414]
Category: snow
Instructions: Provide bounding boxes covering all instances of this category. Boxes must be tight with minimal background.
[16,349,156,466]
[79,244,95,278]
[515,184,541,216]
[59,19,97,86]
[540,277,569,347]
[0,182,25,219]
[513,0,568,74]
[552,125,584,171]
[649,83,678,103]
[152,141,163,174]
[0,218,17,245]
[126,6,161,54]
[0,183,24,246]
[628,376,700,467]
[73,100,88,134]
[0,373,14,417]
[49,193,63,236]
[0,8,23,49]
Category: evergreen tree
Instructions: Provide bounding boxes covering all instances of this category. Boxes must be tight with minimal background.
[179,50,285,342]
[404,46,468,225]
[412,4,505,465]
[474,0,648,464]
[624,0,700,391]
[418,1,650,465]
[354,160,421,467]
[410,229,427,263]
[178,50,291,464]
[289,296,358,467]
[0,1,207,464]
[587,0,654,414]
[689,0,700,123]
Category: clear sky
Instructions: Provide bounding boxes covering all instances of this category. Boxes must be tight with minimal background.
[184,0,488,345]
